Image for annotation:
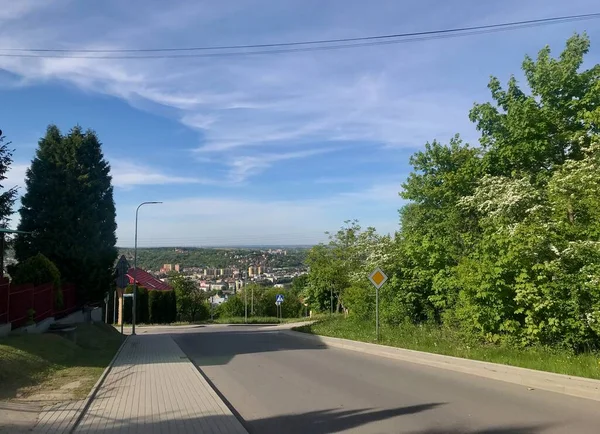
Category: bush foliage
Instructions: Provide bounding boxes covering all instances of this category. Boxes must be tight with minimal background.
[303,34,600,353]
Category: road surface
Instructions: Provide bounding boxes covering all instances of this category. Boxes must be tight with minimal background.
[171,325,600,433]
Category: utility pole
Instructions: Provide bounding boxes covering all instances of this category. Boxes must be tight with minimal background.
[132,201,162,335]
[242,272,247,324]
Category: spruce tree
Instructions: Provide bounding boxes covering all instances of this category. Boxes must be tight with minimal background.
[0,131,19,266]
[15,125,117,303]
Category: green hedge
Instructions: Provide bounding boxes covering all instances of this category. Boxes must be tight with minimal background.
[122,285,176,324]
[123,285,147,324]
[148,290,177,324]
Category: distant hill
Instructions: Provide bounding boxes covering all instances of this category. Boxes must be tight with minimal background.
[117,247,309,271]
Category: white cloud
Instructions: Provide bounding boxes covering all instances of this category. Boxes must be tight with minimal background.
[226,148,335,182]
[0,0,485,182]
[3,163,28,191]
[110,161,214,188]
[116,180,403,246]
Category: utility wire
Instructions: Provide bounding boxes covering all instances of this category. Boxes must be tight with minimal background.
[0,12,598,60]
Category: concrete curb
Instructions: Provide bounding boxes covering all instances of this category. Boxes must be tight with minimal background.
[282,330,600,402]
[68,333,129,433]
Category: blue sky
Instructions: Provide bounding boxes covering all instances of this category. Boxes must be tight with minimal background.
[0,0,599,247]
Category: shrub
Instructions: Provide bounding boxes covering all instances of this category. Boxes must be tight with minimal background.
[148,290,177,324]
[26,308,36,326]
[12,253,63,309]
[220,295,245,317]
[148,290,163,323]
[123,285,149,324]
[167,290,177,323]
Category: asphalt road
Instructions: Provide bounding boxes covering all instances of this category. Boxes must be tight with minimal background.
[172,325,600,434]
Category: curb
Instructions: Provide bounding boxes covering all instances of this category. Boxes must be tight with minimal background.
[281,330,600,402]
[68,333,130,433]
[173,337,250,434]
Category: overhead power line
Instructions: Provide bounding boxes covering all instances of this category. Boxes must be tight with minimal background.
[0,12,598,60]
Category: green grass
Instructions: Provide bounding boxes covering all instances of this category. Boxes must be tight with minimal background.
[294,316,600,380]
[0,323,124,401]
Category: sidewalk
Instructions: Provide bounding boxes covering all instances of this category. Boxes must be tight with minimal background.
[39,334,247,433]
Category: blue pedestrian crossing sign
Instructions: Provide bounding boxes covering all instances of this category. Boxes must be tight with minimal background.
[276,294,284,304]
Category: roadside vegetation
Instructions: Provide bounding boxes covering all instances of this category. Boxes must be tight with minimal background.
[294,34,600,372]
[295,317,600,379]
[0,323,123,401]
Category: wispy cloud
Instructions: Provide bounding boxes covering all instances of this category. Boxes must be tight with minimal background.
[0,0,487,182]
[110,161,215,189]
[116,180,403,246]
[226,148,336,182]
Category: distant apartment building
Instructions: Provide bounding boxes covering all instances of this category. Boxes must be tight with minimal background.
[268,249,287,255]
[203,268,218,277]
[160,263,181,273]
[248,266,255,277]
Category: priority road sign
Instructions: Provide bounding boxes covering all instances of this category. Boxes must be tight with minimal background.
[276,294,284,303]
[368,268,388,289]
[368,267,387,342]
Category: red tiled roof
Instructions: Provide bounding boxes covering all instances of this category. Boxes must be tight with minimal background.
[127,268,172,291]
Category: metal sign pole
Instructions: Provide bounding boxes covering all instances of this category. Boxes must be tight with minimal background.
[368,268,387,343]
[120,292,124,335]
[376,286,379,341]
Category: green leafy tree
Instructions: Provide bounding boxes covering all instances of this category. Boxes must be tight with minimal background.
[305,221,385,314]
[391,136,482,323]
[15,125,117,303]
[470,33,599,182]
[260,34,600,352]
[219,294,245,317]
[170,273,209,321]
[291,274,308,293]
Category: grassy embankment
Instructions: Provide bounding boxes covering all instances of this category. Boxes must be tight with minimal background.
[294,316,600,380]
[0,323,124,401]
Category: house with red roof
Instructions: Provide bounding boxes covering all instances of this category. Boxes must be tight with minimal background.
[116,267,173,325]
[126,268,172,291]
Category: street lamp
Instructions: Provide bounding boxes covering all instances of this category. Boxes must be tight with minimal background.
[132,201,162,335]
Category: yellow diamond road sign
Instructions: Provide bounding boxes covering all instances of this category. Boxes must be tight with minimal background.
[369,268,388,289]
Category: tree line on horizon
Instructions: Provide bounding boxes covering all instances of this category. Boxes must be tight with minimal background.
[303,34,600,352]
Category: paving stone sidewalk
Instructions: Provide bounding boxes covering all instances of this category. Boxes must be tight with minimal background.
[37,334,247,434]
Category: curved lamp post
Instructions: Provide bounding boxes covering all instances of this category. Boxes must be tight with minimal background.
[132,201,162,335]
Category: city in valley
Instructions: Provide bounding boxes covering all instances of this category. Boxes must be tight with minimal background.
[118,246,308,305]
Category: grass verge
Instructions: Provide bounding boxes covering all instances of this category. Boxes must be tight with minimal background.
[0,323,124,401]
[294,316,600,380]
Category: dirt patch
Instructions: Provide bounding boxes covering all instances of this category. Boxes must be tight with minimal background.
[0,401,42,433]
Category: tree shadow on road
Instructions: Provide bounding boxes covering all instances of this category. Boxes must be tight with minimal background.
[171,328,327,366]
[71,404,556,434]
[247,404,444,433]
[406,425,553,434]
